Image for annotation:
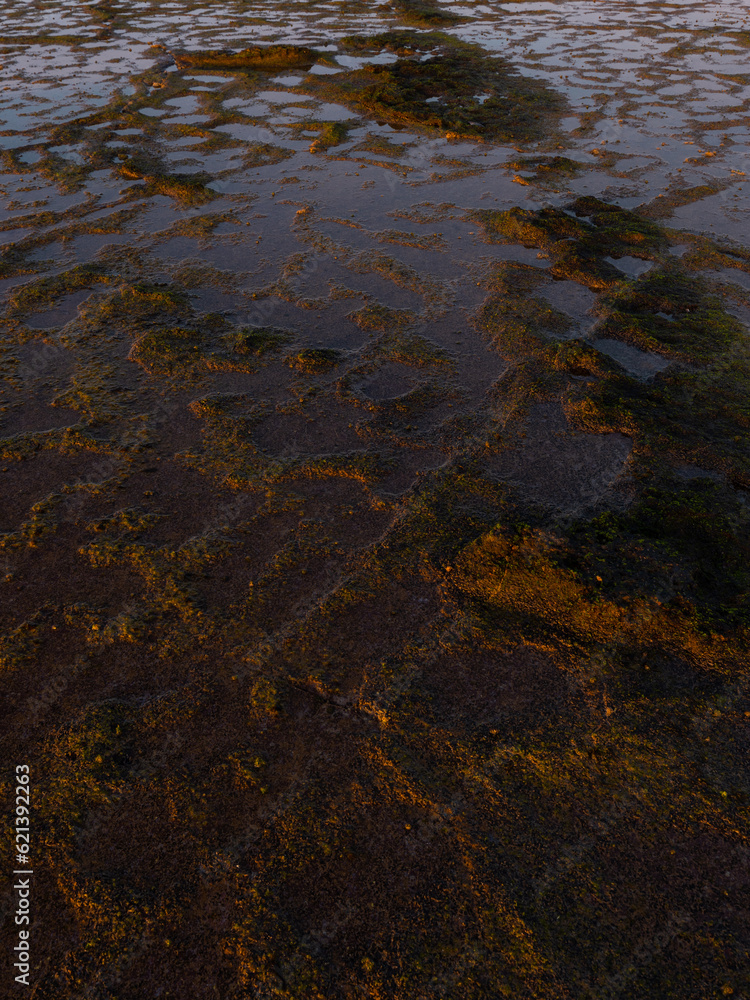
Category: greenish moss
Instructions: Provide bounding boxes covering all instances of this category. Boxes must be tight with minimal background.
[242,142,295,168]
[341,30,456,55]
[474,198,667,289]
[348,303,418,332]
[596,267,744,363]
[474,204,587,248]
[7,264,110,316]
[372,380,456,418]
[286,347,343,373]
[90,282,189,329]
[641,183,724,220]
[571,350,750,488]
[86,0,117,22]
[372,329,452,367]
[0,32,88,47]
[119,156,215,205]
[53,361,134,424]
[59,702,133,783]
[388,0,468,27]
[291,451,389,483]
[571,196,667,252]
[474,261,570,352]
[0,612,45,669]
[233,326,294,356]
[86,507,164,535]
[173,44,321,72]
[306,31,564,142]
[451,487,748,660]
[161,212,234,239]
[509,155,586,186]
[566,478,750,630]
[36,151,90,193]
[188,393,250,418]
[309,121,351,153]
[0,425,100,463]
[536,156,584,177]
[130,324,259,378]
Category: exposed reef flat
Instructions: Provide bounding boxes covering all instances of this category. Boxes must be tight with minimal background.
[0,0,748,997]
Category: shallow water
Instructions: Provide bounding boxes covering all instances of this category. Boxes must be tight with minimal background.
[1,0,746,518]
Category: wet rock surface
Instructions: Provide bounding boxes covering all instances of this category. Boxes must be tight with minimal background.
[485,401,632,516]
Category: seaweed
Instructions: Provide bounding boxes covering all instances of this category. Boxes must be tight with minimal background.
[309,122,351,153]
[7,264,111,317]
[119,155,215,205]
[286,347,343,373]
[474,197,667,290]
[233,326,294,356]
[595,268,744,363]
[387,0,468,27]
[172,45,322,73]
[307,32,565,142]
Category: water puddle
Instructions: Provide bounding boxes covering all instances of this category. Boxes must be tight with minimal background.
[589,337,672,379]
[604,255,654,278]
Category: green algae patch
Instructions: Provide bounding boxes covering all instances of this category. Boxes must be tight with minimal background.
[233,326,294,357]
[86,0,118,22]
[569,478,750,631]
[86,506,164,535]
[470,202,750,497]
[452,473,750,664]
[0,33,89,47]
[595,268,745,364]
[474,261,570,353]
[474,198,667,290]
[572,195,667,253]
[286,347,343,374]
[570,348,750,488]
[534,227,750,485]
[386,0,468,27]
[509,155,588,188]
[641,182,725,220]
[119,159,215,205]
[242,141,295,168]
[341,29,457,55]
[85,281,190,330]
[7,264,111,317]
[371,329,452,367]
[306,32,564,142]
[35,701,134,841]
[129,321,268,379]
[475,205,585,248]
[128,326,208,377]
[532,155,583,177]
[309,121,351,153]
[474,199,665,256]
[172,45,321,73]
[348,302,419,333]
[292,451,389,483]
